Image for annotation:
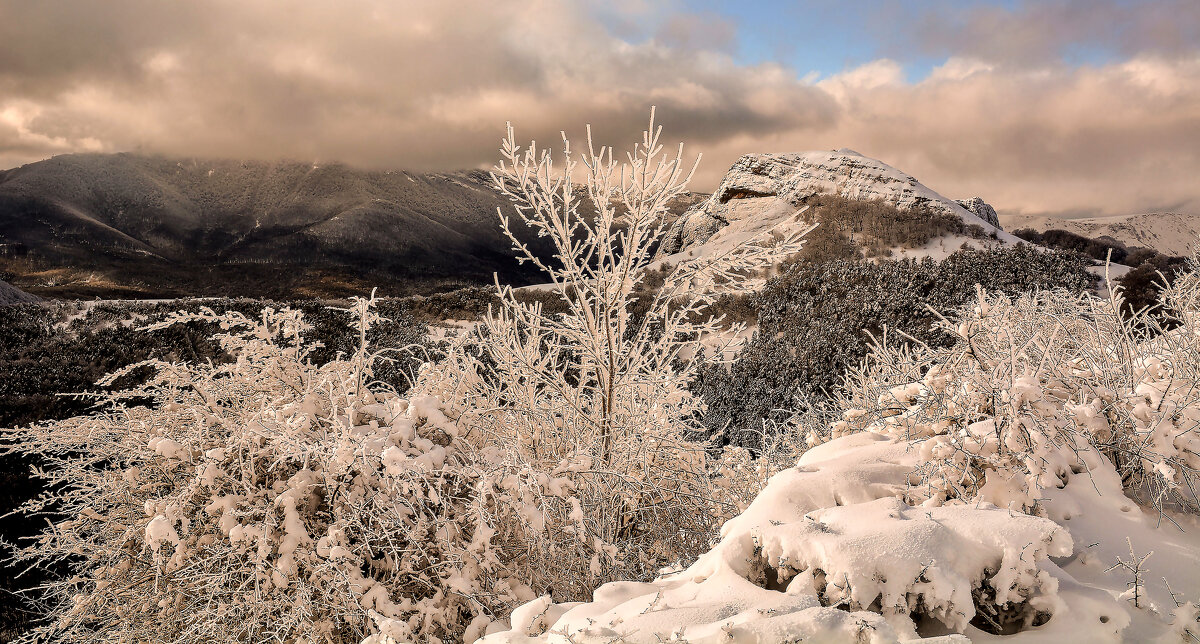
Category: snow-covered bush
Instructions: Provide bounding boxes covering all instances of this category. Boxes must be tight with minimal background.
[415,111,809,602]
[835,260,1200,515]
[2,299,518,643]
[485,255,1200,643]
[480,433,1083,643]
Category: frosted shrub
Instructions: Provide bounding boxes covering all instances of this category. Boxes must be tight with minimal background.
[836,258,1200,515]
[2,300,512,643]
[481,432,1076,643]
[3,113,805,642]
[417,110,809,601]
[485,257,1200,643]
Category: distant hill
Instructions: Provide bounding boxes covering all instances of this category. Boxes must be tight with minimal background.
[1001,212,1200,258]
[0,153,705,299]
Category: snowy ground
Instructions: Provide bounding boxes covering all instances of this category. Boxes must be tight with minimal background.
[480,431,1200,643]
[425,318,477,342]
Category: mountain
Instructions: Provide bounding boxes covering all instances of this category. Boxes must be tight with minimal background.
[1000,212,1200,257]
[658,149,1017,262]
[0,153,707,299]
[0,153,552,298]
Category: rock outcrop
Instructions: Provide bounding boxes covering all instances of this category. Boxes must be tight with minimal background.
[660,149,1015,256]
[955,197,1002,229]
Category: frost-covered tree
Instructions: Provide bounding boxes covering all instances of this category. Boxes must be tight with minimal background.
[833,259,1200,516]
[417,109,808,599]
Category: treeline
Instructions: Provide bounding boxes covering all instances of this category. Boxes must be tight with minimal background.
[1013,227,1191,317]
[0,298,429,429]
[1012,227,1129,262]
[797,194,994,261]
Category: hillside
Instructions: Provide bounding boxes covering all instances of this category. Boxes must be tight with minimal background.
[1001,211,1200,257]
[658,148,1017,264]
[0,153,706,298]
[0,280,38,305]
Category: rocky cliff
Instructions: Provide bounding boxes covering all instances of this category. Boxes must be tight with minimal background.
[955,197,1002,228]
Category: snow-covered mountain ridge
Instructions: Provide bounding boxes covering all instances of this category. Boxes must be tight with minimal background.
[659,149,1017,258]
[1000,211,1200,257]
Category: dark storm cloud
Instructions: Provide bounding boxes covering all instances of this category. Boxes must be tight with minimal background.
[0,0,1198,217]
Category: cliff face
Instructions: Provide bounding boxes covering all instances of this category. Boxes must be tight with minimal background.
[660,149,1013,256]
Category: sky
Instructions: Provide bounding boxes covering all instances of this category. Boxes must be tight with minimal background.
[0,0,1198,217]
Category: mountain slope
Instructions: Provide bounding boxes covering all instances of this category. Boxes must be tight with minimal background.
[1001,211,1200,257]
[0,154,545,294]
[658,148,1016,262]
[0,154,707,298]
[0,280,37,305]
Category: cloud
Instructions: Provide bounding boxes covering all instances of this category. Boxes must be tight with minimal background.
[887,0,1200,68]
[0,0,831,167]
[808,55,1200,216]
[654,11,738,53]
[0,0,1198,218]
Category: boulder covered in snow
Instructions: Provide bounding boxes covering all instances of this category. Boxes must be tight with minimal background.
[658,149,1017,257]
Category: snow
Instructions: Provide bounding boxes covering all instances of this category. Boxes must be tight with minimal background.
[887,233,992,262]
[145,515,181,553]
[652,201,815,271]
[481,271,1200,644]
[479,426,1200,643]
[426,318,477,341]
[479,433,1076,643]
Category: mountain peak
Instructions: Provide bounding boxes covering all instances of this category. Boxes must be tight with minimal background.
[659,149,1015,257]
